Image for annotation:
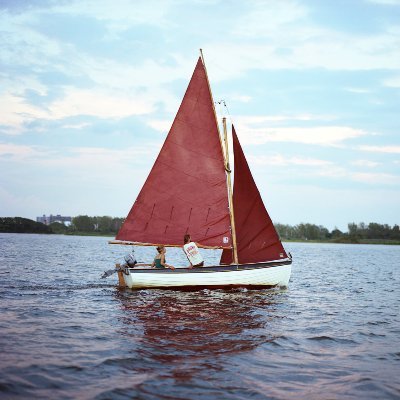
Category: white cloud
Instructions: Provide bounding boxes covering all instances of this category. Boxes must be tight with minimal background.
[61,122,92,130]
[232,0,309,38]
[360,145,400,153]
[383,76,400,88]
[0,143,154,167]
[0,89,154,133]
[52,0,174,35]
[234,120,368,146]
[236,114,336,124]
[0,6,193,131]
[345,87,371,94]
[250,154,399,187]
[0,94,45,133]
[230,94,252,103]
[366,0,400,5]
[204,1,400,78]
[351,172,400,185]
[50,88,153,119]
[316,165,347,179]
[0,187,46,219]
[0,143,40,159]
[351,159,380,167]
[249,154,332,167]
[147,119,173,133]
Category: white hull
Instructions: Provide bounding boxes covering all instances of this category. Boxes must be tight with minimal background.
[121,262,291,290]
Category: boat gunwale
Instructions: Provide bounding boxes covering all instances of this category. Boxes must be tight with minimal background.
[126,259,292,274]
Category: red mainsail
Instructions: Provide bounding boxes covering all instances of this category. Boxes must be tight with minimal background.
[116,57,232,247]
[220,125,288,264]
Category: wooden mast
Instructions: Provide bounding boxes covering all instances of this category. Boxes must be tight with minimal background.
[199,49,239,264]
[222,117,239,265]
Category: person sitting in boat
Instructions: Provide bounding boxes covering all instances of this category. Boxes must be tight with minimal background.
[151,245,175,270]
[183,234,204,268]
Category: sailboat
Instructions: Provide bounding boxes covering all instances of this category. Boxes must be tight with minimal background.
[109,50,292,290]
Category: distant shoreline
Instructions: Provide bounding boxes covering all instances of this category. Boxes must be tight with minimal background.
[1,217,399,245]
[284,238,400,245]
[1,231,399,245]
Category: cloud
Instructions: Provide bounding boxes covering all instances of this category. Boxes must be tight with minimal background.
[232,0,309,38]
[351,159,380,167]
[360,145,400,153]
[0,187,46,219]
[0,89,154,133]
[351,172,400,185]
[0,143,40,159]
[206,32,400,78]
[236,114,336,124]
[0,5,193,132]
[234,119,368,146]
[249,154,332,167]
[230,94,252,103]
[366,0,400,5]
[383,76,400,88]
[248,152,398,187]
[52,0,174,36]
[0,142,154,168]
[344,87,371,94]
[204,1,400,79]
[50,88,153,119]
[61,122,92,130]
[146,119,173,133]
[2,0,399,140]
[316,165,347,179]
[0,94,45,134]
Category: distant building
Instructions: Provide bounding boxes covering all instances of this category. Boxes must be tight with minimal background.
[37,214,72,226]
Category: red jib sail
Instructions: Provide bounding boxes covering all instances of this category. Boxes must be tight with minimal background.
[116,57,232,247]
[221,125,288,264]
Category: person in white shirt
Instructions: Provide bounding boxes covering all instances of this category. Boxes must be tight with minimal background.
[183,234,204,268]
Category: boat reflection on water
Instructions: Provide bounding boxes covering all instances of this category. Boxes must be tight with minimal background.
[113,288,287,387]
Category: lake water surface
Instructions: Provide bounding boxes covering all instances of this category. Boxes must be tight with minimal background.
[0,233,399,399]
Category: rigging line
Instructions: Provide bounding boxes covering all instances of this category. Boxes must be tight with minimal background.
[223,101,234,126]
[215,100,224,120]
[215,100,235,131]
[215,99,227,121]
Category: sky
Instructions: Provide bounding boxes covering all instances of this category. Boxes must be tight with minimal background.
[0,0,399,232]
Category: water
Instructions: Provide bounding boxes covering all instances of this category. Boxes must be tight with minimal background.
[0,233,399,399]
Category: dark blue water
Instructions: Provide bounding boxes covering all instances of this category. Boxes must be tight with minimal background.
[0,233,399,399]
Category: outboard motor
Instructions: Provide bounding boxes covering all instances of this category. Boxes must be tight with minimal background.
[124,248,137,267]
[101,247,137,279]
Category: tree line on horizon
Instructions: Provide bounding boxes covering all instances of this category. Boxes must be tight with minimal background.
[0,216,124,235]
[1,217,399,242]
[275,222,400,242]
